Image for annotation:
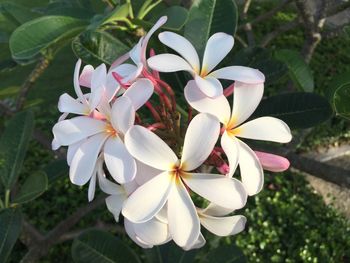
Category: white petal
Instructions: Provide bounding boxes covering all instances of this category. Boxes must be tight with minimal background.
[135,161,162,186]
[237,139,264,195]
[202,203,234,217]
[158,31,200,72]
[194,75,223,98]
[52,116,107,146]
[184,80,231,124]
[230,82,264,127]
[79,64,94,87]
[88,172,96,202]
[133,217,170,245]
[58,93,89,115]
[111,96,135,134]
[181,113,220,171]
[124,219,153,248]
[200,214,246,236]
[123,180,139,196]
[235,117,292,143]
[122,172,173,223]
[110,52,130,71]
[67,139,85,166]
[201,33,234,75]
[73,59,87,104]
[147,54,193,73]
[51,138,60,150]
[104,136,136,184]
[221,131,239,177]
[89,64,107,111]
[97,163,125,195]
[155,205,168,223]
[70,133,108,186]
[105,72,120,102]
[123,78,154,110]
[125,125,178,170]
[183,233,206,250]
[210,66,265,83]
[168,178,200,247]
[105,194,127,222]
[183,173,247,210]
[130,37,143,64]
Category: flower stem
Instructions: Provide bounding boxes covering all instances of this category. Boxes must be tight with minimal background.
[4,189,10,208]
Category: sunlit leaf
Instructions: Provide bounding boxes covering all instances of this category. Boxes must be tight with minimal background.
[328,71,350,120]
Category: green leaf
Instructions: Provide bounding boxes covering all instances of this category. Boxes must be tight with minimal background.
[328,71,350,120]
[145,242,197,263]
[146,6,188,31]
[72,229,141,263]
[0,208,22,263]
[10,16,88,62]
[12,171,48,204]
[0,59,17,73]
[72,30,130,66]
[44,159,69,184]
[0,111,34,189]
[233,47,288,85]
[251,92,333,129]
[199,244,246,263]
[275,49,314,92]
[0,2,39,26]
[184,0,238,54]
[99,3,129,26]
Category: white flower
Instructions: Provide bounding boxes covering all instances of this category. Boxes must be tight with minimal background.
[185,80,292,196]
[52,78,154,186]
[147,32,265,98]
[122,113,247,248]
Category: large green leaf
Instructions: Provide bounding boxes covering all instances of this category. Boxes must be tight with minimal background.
[98,3,129,27]
[275,49,314,92]
[233,47,288,85]
[10,16,88,62]
[72,30,130,66]
[0,111,34,189]
[145,6,188,31]
[12,171,48,204]
[251,92,333,129]
[0,208,22,263]
[145,242,197,263]
[184,0,238,54]
[72,229,141,263]
[0,2,39,26]
[328,71,350,120]
[44,159,69,185]
[199,244,246,263]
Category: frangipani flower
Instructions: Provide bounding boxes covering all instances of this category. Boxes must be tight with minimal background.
[184,81,292,196]
[52,78,154,186]
[147,32,265,98]
[122,113,247,248]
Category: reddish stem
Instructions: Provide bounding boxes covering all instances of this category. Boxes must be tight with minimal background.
[145,101,161,122]
[224,83,234,97]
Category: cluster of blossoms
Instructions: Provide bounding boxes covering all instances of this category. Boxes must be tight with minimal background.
[52,16,292,250]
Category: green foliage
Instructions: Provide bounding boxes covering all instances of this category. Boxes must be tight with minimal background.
[252,92,333,129]
[0,111,34,190]
[185,0,238,55]
[72,229,141,263]
[199,244,246,263]
[0,208,22,263]
[275,49,314,92]
[327,71,350,120]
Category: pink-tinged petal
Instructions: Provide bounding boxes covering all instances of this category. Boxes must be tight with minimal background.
[199,214,246,236]
[201,33,234,75]
[88,172,96,202]
[107,64,138,99]
[110,52,130,71]
[135,161,162,186]
[70,133,108,186]
[133,217,170,245]
[123,78,154,110]
[168,177,200,248]
[158,31,199,72]
[67,139,85,166]
[58,93,89,115]
[79,64,94,87]
[182,173,247,210]
[73,59,88,105]
[111,96,135,135]
[201,203,234,217]
[52,116,106,146]
[221,131,239,177]
[230,82,264,127]
[255,151,290,172]
[105,194,127,222]
[237,139,264,196]
[125,125,178,170]
[184,80,231,124]
[89,64,107,111]
[183,233,206,251]
[122,172,173,223]
[181,113,220,171]
[210,66,265,84]
[194,75,223,98]
[235,117,292,143]
[104,136,136,184]
[124,219,153,248]
[147,54,193,73]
